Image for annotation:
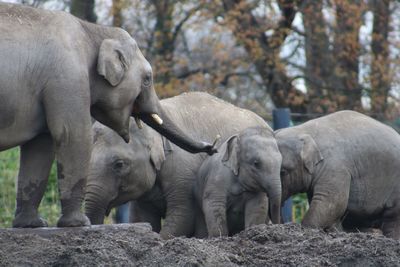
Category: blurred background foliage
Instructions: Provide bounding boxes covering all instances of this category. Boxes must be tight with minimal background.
[1,0,400,227]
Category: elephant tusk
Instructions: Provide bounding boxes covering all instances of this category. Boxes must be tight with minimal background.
[135,116,143,129]
[212,134,221,147]
[151,114,163,125]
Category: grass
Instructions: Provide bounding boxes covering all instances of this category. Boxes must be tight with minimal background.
[0,148,116,227]
[0,148,60,227]
[292,193,309,223]
[0,148,19,227]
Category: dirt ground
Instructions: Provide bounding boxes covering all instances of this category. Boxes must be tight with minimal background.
[0,223,399,267]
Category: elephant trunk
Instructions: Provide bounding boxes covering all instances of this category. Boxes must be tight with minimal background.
[134,90,216,155]
[262,178,282,224]
[140,106,208,154]
[84,188,109,225]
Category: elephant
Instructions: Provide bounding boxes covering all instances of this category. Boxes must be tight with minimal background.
[275,110,400,239]
[0,3,215,228]
[85,92,282,238]
[193,126,282,238]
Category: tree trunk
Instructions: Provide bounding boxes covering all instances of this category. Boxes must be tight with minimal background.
[302,1,335,114]
[150,0,175,94]
[221,0,306,112]
[112,0,124,27]
[332,0,364,111]
[370,0,391,118]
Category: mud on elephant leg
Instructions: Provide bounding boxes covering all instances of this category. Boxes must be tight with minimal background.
[45,94,92,227]
[13,134,54,228]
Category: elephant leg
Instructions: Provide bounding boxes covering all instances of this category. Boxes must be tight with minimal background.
[129,201,161,233]
[160,195,196,239]
[302,173,350,229]
[244,192,269,228]
[44,86,91,227]
[381,198,400,239]
[13,134,54,228]
[194,203,208,238]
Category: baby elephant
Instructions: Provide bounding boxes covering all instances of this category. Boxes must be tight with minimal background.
[194,127,282,238]
[276,110,400,239]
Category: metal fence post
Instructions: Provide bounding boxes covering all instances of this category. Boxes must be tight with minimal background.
[273,108,293,223]
[115,202,130,223]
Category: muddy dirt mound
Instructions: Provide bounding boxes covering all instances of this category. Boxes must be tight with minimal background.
[0,223,399,266]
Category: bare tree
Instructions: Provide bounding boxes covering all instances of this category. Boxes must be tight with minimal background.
[370,0,391,118]
[218,0,306,112]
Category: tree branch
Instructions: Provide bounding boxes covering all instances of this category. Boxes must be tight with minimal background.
[172,3,205,45]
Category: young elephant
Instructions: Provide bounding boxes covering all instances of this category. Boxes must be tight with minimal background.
[85,92,279,238]
[194,127,282,238]
[276,110,400,239]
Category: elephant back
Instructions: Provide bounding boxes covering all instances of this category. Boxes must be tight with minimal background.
[160,92,271,145]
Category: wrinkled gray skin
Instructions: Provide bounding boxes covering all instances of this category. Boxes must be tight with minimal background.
[194,127,282,238]
[276,110,400,239]
[86,92,276,238]
[0,3,215,228]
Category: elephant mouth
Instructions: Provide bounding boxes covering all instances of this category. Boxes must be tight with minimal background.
[132,102,163,129]
[91,105,130,143]
[107,194,133,217]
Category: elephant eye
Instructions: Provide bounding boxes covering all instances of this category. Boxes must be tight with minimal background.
[112,160,126,172]
[253,160,261,168]
[280,169,288,177]
[142,74,151,87]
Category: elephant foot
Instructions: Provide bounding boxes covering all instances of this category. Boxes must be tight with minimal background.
[160,230,175,240]
[13,212,48,228]
[57,212,91,227]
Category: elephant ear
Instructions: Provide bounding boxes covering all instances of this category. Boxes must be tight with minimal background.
[149,132,165,171]
[299,134,323,174]
[97,39,129,86]
[221,135,240,176]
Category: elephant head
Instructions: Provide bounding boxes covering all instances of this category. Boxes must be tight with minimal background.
[91,32,216,154]
[221,127,282,224]
[275,132,324,200]
[85,120,163,224]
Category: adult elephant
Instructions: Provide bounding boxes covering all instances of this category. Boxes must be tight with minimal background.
[276,110,400,239]
[86,92,281,238]
[0,3,215,228]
